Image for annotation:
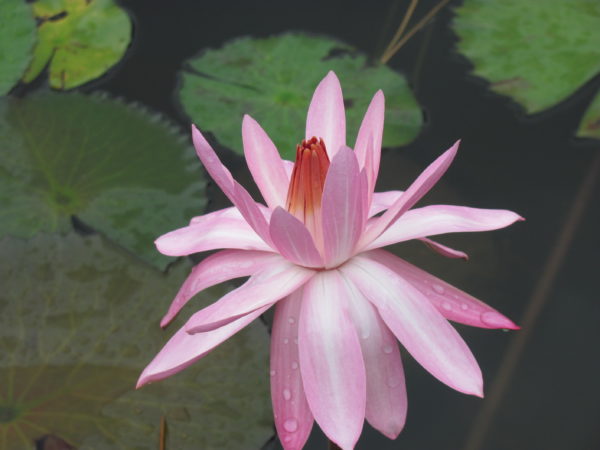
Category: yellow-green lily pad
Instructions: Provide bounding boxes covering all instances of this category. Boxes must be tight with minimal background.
[454,0,600,114]
[179,33,422,159]
[22,0,132,89]
[0,232,272,449]
[0,91,205,269]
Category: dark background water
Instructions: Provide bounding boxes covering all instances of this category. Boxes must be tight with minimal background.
[92,0,600,448]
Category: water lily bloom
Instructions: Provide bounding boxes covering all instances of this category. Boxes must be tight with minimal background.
[137,71,522,450]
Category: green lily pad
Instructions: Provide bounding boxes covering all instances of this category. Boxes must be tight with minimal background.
[0,91,205,269]
[22,0,132,89]
[0,232,272,449]
[0,0,36,95]
[179,33,422,160]
[453,0,600,114]
[577,88,600,140]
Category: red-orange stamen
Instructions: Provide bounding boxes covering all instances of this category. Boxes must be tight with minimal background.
[286,137,330,224]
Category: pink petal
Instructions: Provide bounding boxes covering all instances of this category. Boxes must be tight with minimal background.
[186,262,314,333]
[298,271,366,450]
[341,256,483,396]
[420,237,469,260]
[269,207,324,267]
[306,71,346,158]
[161,250,280,327]
[366,205,524,250]
[137,306,267,388]
[369,190,404,217]
[155,207,272,256]
[192,125,273,246]
[341,272,407,439]
[242,115,290,209]
[366,249,519,330]
[271,291,314,450]
[321,146,365,267]
[354,90,385,195]
[359,141,460,249]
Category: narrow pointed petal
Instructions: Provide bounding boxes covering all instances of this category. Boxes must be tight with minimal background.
[369,190,404,217]
[270,207,323,267]
[341,273,407,439]
[355,90,384,193]
[186,262,314,333]
[366,205,524,250]
[155,207,272,256]
[366,250,519,330]
[298,271,366,450]
[192,125,273,246]
[137,306,267,388]
[420,238,469,260]
[271,291,314,450]
[360,141,460,249]
[341,256,483,396]
[306,71,345,158]
[161,250,280,327]
[321,146,365,267]
[243,115,290,208]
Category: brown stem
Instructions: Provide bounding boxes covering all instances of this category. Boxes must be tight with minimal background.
[159,415,167,450]
[462,152,600,450]
[380,0,420,63]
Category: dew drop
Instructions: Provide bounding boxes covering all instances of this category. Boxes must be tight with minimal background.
[293,338,298,345]
[283,389,292,401]
[460,303,468,311]
[291,361,299,370]
[382,345,393,354]
[284,436,293,443]
[361,329,370,340]
[432,283,445,294]
[270,370,276,377]
[481,311,504,327]
[442,301,452,311]
[283,338,289,344]
[288,317,296,324]
[283,418,298,432]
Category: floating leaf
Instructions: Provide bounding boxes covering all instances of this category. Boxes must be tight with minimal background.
[22,0,132,89]
[0,0,36,95]
[577,88,600,140]
[179,33,422,159]
[0,233,272,449]
[0,91,205,268]
[454,0,600,114]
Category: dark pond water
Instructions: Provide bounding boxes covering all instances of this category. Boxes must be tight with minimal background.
[6,0,600,449]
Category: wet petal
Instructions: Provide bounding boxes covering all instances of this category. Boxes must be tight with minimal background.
[186,261,314,333]
[271,291,314,450]
[161,250,280,327]
[243,115,290,209]
[298,271,366,450]
[342,256,483,396]
[366,249,519,330]
[306,71,346,158]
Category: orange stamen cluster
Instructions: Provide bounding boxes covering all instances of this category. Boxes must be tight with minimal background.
[286,137,330,244]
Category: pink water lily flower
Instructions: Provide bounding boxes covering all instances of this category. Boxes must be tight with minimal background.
[137,71,521,450]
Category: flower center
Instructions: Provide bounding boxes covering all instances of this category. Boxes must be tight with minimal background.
[286,137,330,247]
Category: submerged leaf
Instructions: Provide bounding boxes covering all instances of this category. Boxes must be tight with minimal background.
[454,0,600,114]
[0,233,272,449]
[0,91,205,268]
[0,0,36,95]
[179,33,422,159]
[22,0,132,89]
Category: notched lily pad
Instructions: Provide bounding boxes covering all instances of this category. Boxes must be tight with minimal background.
[179,33,422,160]
[0,233,272,449]
[22,0,132,89]
[576,88,600,140]
[454,0,600,114]
[0,91,205,268]
[0,0,37,95]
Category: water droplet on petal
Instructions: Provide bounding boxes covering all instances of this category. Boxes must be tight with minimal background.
[481,311,506,327]
[283,418,298,432]
[361,329,370,340]
[460,303,468,311]
[283,338,289,344]
[284,436,293,443]
[433,283,445,294]
[442,301,452,311]
[288,317,296,324]
[293,338,298,345]
[283,389,291,401]
[291,361,299,370]
[270,370,276,377]
[382,345,393,354]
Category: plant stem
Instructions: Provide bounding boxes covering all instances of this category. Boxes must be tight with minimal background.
[462,152,600,450]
